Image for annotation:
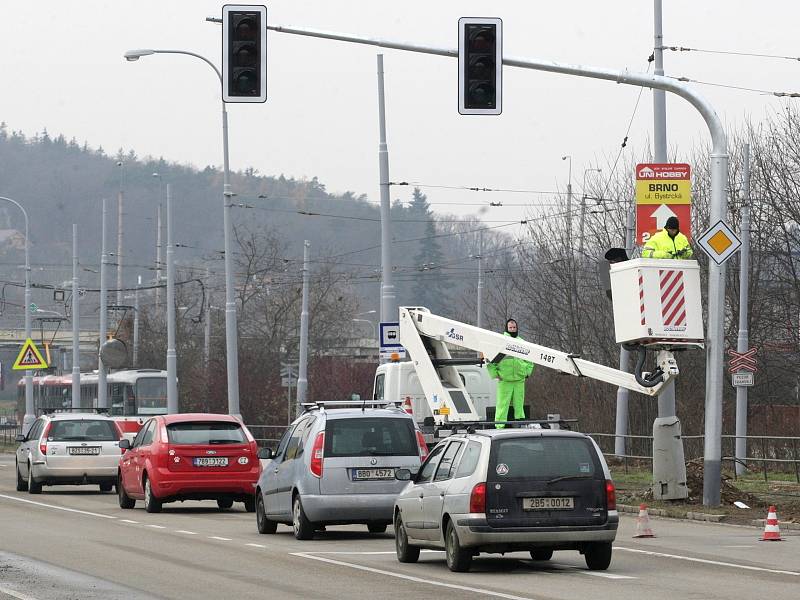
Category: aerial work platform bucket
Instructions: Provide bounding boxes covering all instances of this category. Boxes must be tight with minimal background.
[610,258,704,349]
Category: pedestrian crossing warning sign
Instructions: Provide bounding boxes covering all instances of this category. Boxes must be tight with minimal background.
[12,338,48,370]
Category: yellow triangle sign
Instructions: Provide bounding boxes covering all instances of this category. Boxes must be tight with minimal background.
[13,338,49,370]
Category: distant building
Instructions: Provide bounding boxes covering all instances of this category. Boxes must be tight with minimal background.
[0,229,26,251]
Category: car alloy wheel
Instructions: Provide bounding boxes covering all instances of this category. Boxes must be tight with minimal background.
[394,515,420,563]
[445,521,472,572]
[256,493,277,534]
[15,460,28,492]
[27,463,42,494]
[144,477,162,513]
[292,495,314,540]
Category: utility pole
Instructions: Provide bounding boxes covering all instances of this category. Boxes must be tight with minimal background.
[297,241,310,414]
[735,144,751,476]
[71,224,81,409]
[615,207,635,456]
[166,184,178,414]
[116,161,125,306]
[153,172,163,314]
[133,275,140,367]
[476,230,484,328]
[204,269,211,372]
[562,156,573,250]
[98,199,108,410]
[377,54,397,330]
[579,168,602,256]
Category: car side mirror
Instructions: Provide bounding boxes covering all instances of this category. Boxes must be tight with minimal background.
[118,438,131,449]
[395,468,412,481]
[257,447,274,460]
[15,434,25,442]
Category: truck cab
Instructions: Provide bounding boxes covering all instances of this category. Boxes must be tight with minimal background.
[373,361,496,424]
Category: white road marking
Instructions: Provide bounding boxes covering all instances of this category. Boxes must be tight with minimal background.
[147,524,166,529]
[175,530,198,535]
[291,552,539,600]
[721,545,754,549]
[120,519,140,524]
[550,563,635,580]
[616,546,800,576]
[0,586,40,600]
[312,550,442,555]
[209,536,233,541]
[246,543,266,548]
[0,494,116,520]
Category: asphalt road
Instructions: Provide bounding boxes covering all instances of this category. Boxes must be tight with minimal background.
[0,454,797,600]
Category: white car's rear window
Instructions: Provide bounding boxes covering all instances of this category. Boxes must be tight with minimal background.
[48,420,118,442]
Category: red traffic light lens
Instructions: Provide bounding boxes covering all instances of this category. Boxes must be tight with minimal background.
[468,28,494,51]
[234,17,257,41]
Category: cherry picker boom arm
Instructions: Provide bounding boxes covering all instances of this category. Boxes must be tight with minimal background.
[399,307,678,424]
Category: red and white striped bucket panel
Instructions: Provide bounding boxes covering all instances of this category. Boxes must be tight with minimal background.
[659,269,687,327]
[638,272,646,326]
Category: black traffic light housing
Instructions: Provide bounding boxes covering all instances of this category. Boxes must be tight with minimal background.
[458,17,502,115]
[222,4,267,103]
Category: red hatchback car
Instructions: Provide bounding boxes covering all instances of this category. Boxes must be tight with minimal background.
[117,414,261,513]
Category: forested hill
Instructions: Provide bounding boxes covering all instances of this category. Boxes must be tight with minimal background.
[0,125,508,313]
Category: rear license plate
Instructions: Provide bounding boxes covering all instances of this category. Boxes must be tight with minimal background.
[352,468,395,480]
[523,497,574,510]
[68,446,100,455]
[193,457,229,467]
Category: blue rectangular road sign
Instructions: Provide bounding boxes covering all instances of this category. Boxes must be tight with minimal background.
[379,322,402,348]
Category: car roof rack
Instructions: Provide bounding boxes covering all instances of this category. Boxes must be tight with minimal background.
[37,407,111,416]
[300,400,403,413]
[432,418,578,438]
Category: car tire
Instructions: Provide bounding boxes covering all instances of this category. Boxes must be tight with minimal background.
[118,475,136,509]
[217,498,234,510]
[143,476,162,513]
[16,460,28,492]
[584,542,612,571]
[368,523,388,534]
[256,493,278,534]
[27,463,42,495]
[292,494,314,540]
[445,521,472,572]
[99,483,113,493]
[243,496,256,513]
[394,514,420,563]
[530,549,554,561]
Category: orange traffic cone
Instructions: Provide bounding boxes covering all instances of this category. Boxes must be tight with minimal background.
[633,503,656,538]
[760,506,783,541]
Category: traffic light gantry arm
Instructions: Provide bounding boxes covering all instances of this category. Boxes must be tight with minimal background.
[400,307,676,398]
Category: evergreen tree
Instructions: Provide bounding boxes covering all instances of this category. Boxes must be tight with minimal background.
[410,188,445,313]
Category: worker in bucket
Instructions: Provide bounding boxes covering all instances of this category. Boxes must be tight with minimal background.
[486,318,534,428]
[642,216,693,259]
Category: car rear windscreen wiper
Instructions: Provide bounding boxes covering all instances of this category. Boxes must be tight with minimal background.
[546,475,593,485]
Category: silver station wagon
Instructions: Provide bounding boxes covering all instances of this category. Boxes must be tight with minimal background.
[15,413,123,494]
[393,428,618,572]
[255,403,428,540]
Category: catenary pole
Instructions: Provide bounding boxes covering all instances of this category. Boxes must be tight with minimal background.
[615,207,635,456]
[116,162,125,306]
[297,240,310,415]
[377,54,396,332]
[735,144,751,476]
[476,230,484,328]
[133,275,140,367]
[166,184,178,414]
[72,225,81,409]
[98,198,108,409]
[264,23,729,505]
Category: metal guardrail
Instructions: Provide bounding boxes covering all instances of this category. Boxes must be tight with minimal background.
[589,432,800,483]
[244,424,289,448]
[0,424,22,447]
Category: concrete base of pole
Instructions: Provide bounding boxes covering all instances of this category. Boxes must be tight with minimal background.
[703,459,722,506]
[652,416,688,500]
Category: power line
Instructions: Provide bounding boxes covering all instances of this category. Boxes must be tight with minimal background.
[661,45,800,63]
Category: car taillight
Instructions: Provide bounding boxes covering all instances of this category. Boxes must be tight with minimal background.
[415,430,428,462]
[309,432,325,478]
[606,480,617,511]
[469,482,486,514]
[39,422,51,455]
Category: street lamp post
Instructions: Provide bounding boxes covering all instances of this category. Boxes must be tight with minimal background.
[125,48,240,418]
[152,172,164,314]
[562,155,573,250]
[116,161,125,306]
[0,197,33,433]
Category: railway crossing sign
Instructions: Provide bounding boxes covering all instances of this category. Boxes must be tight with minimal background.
[728,347,757,387]
[12,338,48,370]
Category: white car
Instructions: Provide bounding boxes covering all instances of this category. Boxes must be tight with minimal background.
[15,413,124,494]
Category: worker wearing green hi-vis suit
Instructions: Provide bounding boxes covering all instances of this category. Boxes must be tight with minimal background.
[486,319,535,429]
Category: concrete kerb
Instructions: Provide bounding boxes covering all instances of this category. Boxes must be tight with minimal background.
[619,503,800,530]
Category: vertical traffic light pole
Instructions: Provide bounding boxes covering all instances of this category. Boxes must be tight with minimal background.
[264,23,729,506]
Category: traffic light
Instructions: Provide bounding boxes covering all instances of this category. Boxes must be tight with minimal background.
[458,17,502,115]
[222,4,267,103]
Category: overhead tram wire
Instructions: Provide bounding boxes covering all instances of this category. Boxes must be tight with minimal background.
[661,44,800,63]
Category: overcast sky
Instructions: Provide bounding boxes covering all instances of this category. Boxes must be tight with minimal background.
[2,1,797,225]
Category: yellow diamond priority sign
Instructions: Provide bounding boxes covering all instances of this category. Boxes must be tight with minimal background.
[13,338,49,370]
[697,220,741,265]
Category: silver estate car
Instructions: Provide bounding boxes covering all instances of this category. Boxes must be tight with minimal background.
[255,404,428,540]
[393,428,618,572]
[15,413,123,494]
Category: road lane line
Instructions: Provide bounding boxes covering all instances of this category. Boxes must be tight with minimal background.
[550,563,635,580]
[616,546,800,576]
[0,586,40,600]
[120,519,140,524]
[311,551,443,555]
[175,530,198,535]
[291,553,539,600]
[147,524,166,529]
[246,543,266,548]
[0,494,116,520]
[722,545,754,548]
[209,536,233,541]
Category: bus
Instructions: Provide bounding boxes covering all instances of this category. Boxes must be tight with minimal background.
[16,369,168,434]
